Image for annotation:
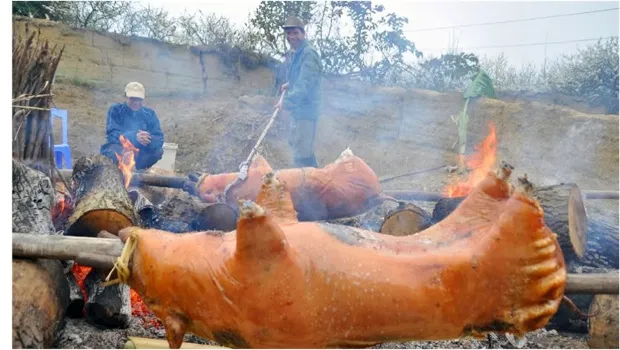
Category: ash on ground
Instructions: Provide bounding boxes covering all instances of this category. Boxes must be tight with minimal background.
[54,317,220,349]
[55,317,587,349]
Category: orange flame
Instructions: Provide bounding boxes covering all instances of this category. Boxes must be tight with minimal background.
[443,122,498,198]
[115,135,139,188]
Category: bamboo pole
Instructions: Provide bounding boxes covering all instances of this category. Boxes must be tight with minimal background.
[124,336,227,349]
[13,232,124,261]
[12,233,619,295]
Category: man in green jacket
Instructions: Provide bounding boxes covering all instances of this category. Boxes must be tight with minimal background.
[276,16,322,168]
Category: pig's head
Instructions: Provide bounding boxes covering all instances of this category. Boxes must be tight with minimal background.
[195,172,239,203]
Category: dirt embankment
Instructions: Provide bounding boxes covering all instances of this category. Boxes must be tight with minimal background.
[53,79,618,192]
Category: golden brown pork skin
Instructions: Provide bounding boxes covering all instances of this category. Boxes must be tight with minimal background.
[195,148,384,221]
[121,164,566,349]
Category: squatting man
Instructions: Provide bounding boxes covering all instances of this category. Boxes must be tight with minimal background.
[99,82,165,170]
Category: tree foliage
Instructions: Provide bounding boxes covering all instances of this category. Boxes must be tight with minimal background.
[409,52,480,91]
[12,1,62,20]
[249,1,421,84]
[546,37,619,113]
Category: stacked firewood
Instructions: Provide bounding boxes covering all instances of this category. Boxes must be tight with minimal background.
[12,23,64,179]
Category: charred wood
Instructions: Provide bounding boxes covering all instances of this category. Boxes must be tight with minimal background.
[142,190,237,233]
[84,269,131,329]
[66,271,85,318]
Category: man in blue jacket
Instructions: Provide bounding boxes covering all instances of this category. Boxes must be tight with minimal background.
[276,16,322,168]
[99,82,164,170]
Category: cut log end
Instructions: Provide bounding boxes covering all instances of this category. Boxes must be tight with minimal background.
[587,294,619,349]
[67,210,133,237]
[380,203,433,236]
[568,185,588,259]
[12,259,69,348]
[67,154,136,237]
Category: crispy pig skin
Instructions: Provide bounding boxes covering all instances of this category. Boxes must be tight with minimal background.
[195,148,383,221]
[121,165,567,349]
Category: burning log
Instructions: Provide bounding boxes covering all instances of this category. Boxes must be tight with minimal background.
[83,268,131,329]
[65,270,86,318]
[12,160,70,348]
[128,168,238,233]
[143,190,238,233]
[66,154,137,237]
[379,203,433,236]
[53,180,73,232]
[587,294,619,349]
[63,154,135,328]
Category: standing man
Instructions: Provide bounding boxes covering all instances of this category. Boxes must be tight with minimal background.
[276,15,323,168]
[100,82,164,170]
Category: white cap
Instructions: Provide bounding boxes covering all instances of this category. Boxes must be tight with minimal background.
[125,82,145,99]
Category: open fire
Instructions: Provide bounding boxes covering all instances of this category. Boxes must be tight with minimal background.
[71,264,163,329]
[443,122,498,198]
[115,135,139,188]
[67,136,163,329]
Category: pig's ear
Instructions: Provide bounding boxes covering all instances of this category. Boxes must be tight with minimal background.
[255,172,298,224]
[234,199,290,261]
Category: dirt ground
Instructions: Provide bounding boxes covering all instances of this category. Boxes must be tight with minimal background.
[49,80,618,349]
